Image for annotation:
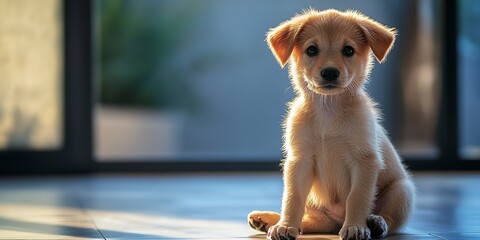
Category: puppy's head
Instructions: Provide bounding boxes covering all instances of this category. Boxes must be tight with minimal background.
[267,9,395,95]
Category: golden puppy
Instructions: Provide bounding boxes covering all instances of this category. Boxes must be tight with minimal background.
[248,9,415,240]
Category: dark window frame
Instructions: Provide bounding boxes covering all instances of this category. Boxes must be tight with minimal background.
[1,0,479,174]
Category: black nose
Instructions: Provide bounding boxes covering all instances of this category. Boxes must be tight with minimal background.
[321,68,339,82]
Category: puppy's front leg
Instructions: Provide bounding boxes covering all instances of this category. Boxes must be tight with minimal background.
[339,153,380,240]
[268,157,314,240]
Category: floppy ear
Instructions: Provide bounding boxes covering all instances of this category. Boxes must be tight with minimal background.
[357,18,396,63]
[266,18,304,68]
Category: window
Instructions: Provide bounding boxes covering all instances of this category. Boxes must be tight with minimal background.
[0,0,63,150]
[94,0,442,162]
[2,0,478,173]
[458,0,480,159]
[0,0,92,173]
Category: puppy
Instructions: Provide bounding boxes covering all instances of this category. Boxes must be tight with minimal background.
[248,9,415,240]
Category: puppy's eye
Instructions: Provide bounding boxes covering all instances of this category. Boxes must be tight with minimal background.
[342,46,354,57]
[306,46,318,56]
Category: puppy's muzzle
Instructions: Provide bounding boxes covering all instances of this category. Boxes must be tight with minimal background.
[321,68,340,82]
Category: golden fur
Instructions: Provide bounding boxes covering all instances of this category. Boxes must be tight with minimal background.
[248,9,415,240]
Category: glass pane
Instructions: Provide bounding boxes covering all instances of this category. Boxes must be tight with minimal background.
[394,0,441,158]
[94,0,440,161]
[458,0,480,159]
[0,0,63,150]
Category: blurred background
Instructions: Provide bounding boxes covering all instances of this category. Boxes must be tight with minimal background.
[93,0,443,162]
[0,0,479,171]
[0,0,62,150]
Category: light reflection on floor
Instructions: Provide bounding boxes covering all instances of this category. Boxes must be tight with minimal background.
[0,173,479,239]
[0,204,251,239]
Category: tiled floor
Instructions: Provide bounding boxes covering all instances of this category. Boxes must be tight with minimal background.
[0,172,479,239]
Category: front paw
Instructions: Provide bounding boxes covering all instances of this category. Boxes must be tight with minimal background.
[339,225,371,240]
[267,223,300,240]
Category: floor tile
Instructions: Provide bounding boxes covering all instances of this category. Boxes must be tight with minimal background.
[0,204,86,218]
[0,229,103,239]
[1,173,480,239]
[0,216,103,239]
[385,234,443,240]
[297,235,343,239]
[248,234,443,240]
[93,213,255,239]
[106,238,263,240]
[431,232,480,240]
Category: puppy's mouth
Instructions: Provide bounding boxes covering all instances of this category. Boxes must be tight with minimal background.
[303,75,347,95]
[306,81,345,95]
[321,84,341,90]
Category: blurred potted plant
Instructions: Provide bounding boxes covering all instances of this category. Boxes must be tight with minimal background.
[95,0,201,159]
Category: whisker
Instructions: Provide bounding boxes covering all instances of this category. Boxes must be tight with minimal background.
[284,85,293,94]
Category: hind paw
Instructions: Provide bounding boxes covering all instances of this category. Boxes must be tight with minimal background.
[248,211,280,233]
[367,214,388,239]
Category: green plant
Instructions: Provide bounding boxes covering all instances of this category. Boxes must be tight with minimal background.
[97,0,201,110]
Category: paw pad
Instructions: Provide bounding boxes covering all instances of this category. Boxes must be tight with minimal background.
[248,216,268,232]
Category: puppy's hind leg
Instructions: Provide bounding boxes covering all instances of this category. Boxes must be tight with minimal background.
[301,206,341,234]
[248,207,341,235]
[248,211,280,233]
[371,178,415,238]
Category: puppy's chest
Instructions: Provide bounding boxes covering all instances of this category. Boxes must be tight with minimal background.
[310,124,353,206]
[311,109,351,138]
[309,110,358,165]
